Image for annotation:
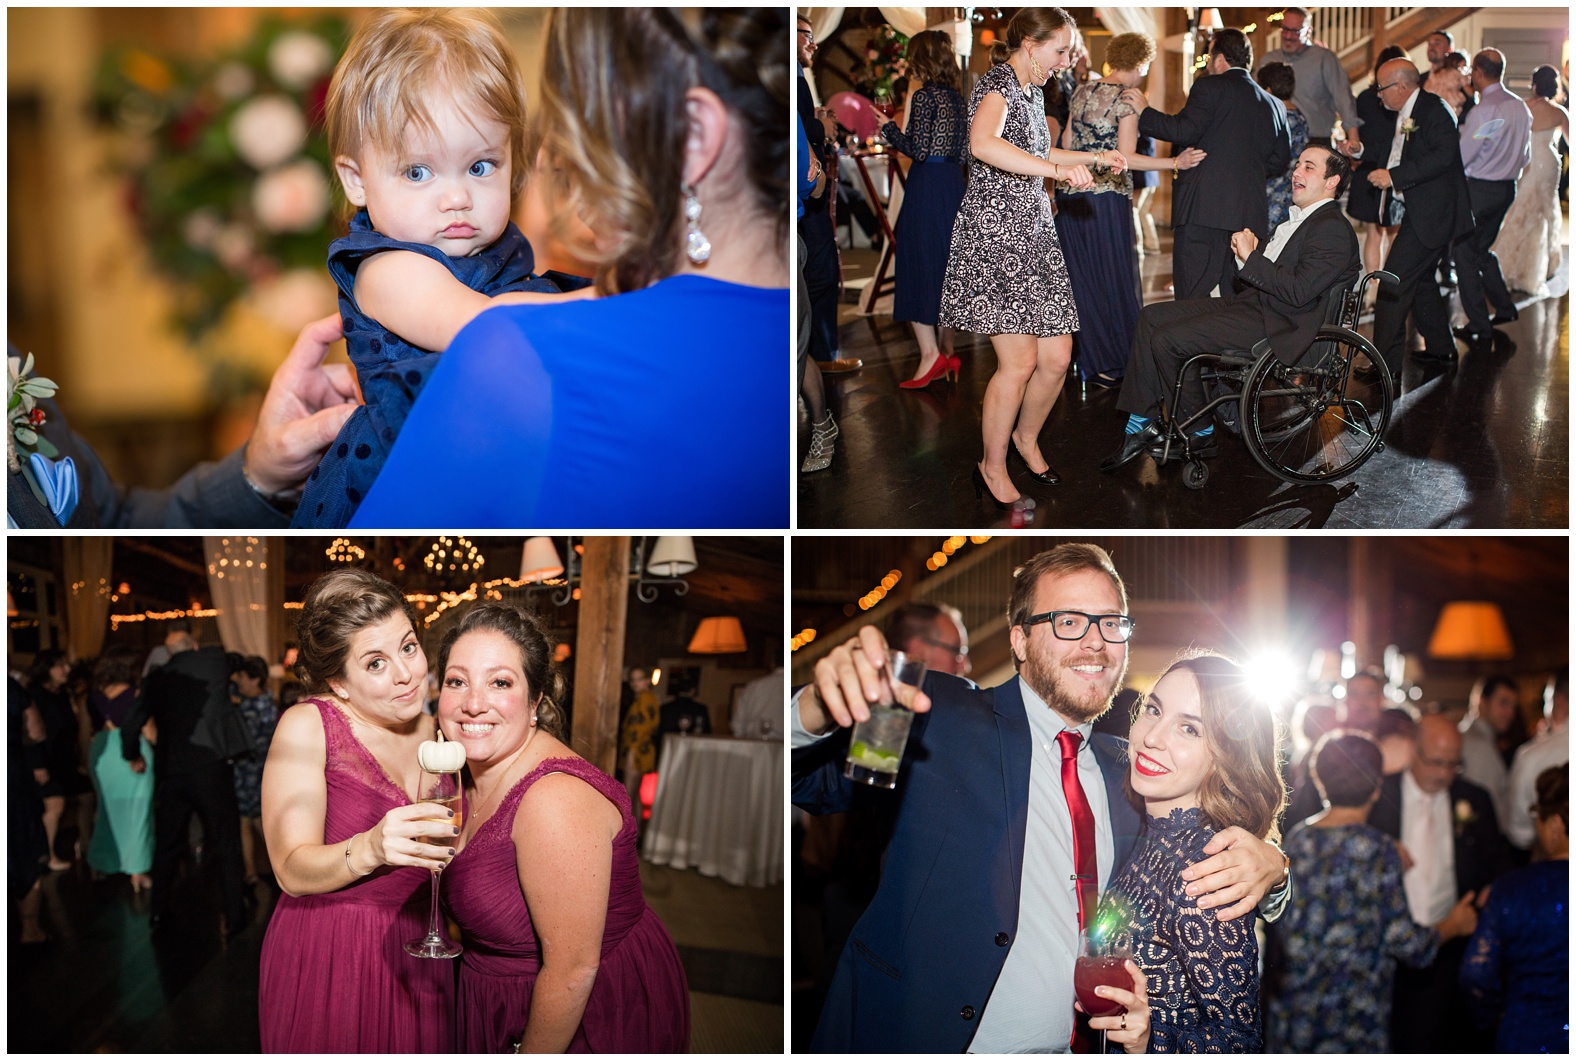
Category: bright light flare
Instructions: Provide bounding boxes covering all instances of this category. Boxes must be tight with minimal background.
[1245,651,1298,707]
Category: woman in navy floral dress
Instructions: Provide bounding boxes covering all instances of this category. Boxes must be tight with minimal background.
[1092,652,1286,1052]
[1257,63,1310,231]
[1264,732,1478,1052]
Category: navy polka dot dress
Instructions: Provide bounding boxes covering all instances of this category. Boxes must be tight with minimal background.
[291,210,574,528]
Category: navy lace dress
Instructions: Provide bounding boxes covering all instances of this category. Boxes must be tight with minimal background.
[1263,821,1438,1052]
[1265,109,1310,230]
[1098,807,1260,1053]
[294,210,577,529]
[1459,858,1568,1053]
[881,84,967,326]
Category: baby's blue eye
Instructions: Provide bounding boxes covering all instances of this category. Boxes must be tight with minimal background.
[469,160,497,177]
[405,165,432,182]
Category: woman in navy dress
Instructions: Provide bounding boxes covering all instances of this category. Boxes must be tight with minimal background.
[880,30,968,389]
[1056,33,1201,387]
[1460,763,1568,1053]
[352,10,788,529]
[1257,62,1311,230]
[1093,652,1286,1052]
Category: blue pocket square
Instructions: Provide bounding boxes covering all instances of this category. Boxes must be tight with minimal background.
[29,452,78,525]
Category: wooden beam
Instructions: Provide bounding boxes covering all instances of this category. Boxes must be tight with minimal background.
[570,537,629,774]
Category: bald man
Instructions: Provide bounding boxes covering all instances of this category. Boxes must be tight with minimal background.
[1368,713,1505,1052]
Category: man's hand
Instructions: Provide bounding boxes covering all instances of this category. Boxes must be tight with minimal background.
[1230,228,1259,261]
[243,314,360,496]
[1120,87,1149,114]
[802,626,930,734]
[32,767,49,787]
[128,758,147,775]
[1368,168,1393,189]
[1340,129,1362,157]
[815,106,838,144]
[1395,840,1414,873]
[1182,825,1285,920]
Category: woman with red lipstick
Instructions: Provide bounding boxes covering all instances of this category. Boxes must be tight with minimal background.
[1091,650,1286,1052]
[257,570,461,1051]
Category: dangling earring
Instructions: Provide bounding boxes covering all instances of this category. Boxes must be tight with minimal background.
[1026,49,1045,84]
[683,183,711,265]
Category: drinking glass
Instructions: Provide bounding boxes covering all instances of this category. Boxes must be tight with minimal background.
[403,770,463,959]
[1074,925,1134,1051]
[843,651,927,788]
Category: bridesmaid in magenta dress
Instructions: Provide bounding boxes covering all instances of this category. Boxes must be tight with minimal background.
[257,570,461,1052]
[437,602,691,1052]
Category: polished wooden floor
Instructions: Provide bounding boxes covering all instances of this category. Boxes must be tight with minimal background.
[797,230,1569,529]
[9,830,782,1052]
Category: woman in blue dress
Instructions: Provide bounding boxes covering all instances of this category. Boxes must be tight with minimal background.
[1257,62,1310,230]
[879,30,968,389]
[1460,762,1568,1053]
[352,9,788,529]
[1056,33,1202,387]
[85,651,154,893]
[1091,652,1285,1052]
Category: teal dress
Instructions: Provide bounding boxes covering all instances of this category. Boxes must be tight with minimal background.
[86,689,154,876]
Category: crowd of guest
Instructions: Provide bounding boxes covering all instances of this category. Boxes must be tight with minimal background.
[1265,666,1569,1053]
[796,6,1569,498]
[8,621,288,943]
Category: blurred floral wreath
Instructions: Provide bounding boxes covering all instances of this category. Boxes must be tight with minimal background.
[91,15,349,350]
[851,24,909,104]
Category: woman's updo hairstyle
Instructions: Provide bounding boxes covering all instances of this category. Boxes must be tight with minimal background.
[1531,65,1561,100]
[536,8,788,295]
[990,7,1076,66]
[295,569,420,694]
[437,602,568,739]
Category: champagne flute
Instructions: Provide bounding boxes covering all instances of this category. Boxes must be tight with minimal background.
[404,769,463,959]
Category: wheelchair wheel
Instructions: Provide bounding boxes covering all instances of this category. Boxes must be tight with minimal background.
[1182,460,1210,490]
[1241,326,1393,484]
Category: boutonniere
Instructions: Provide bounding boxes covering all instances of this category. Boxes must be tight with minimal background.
[7,353,78,525]
[1401,118,1419,139]
[1453,798,1477,835]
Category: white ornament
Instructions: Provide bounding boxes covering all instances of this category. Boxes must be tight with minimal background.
[230,95,307,171]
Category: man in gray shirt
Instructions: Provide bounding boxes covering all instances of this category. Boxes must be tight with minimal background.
[1452,48,1533,342]
[1259,6,1362,154]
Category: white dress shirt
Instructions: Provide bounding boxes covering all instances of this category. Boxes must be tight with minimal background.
[1234,196,1335,270]
[1399,770,1457,926]
[1505,721,1569,848]
[1386,87,1422,203]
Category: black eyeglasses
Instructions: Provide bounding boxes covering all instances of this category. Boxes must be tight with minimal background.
[1376,80,1406,93]
[918,635,969,659]
[1020,611,1135,643]
[1416,752,1464,774]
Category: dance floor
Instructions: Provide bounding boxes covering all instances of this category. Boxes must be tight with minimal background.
[9,841,782,1052]
[798,230,1569,529]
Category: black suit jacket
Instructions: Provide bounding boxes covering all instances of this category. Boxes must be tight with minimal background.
[121,646,241,777]
[1233,199,1361,363]
[1139,67,1292,237]
[1369,771,1506,899]
[6,394,289,529]
[1386,89,1474,249]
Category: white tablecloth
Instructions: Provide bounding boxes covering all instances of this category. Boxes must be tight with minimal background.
[642,735,783,887]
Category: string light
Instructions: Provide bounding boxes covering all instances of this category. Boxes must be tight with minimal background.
[211,537,267,579]
[790,627,818,652]
[424,536,484,575]
[111,607,221,631]
[326,538,365,564]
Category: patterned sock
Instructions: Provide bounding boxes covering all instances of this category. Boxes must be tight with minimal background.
[1191,424,1215,438]
[1124,414,1151,435]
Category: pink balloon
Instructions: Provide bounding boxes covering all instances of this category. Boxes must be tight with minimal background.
[824,91,882,140]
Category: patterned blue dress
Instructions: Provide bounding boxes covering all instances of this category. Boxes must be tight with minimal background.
[1099,806,1261,1052]
[881,84,967,326]
[1266,109,1311,230]
[1263,821,1438,1052]
[1459,858,1569,1053]
[233,691,279,818]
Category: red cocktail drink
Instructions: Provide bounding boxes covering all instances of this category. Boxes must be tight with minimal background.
[1074,955,1129,1017]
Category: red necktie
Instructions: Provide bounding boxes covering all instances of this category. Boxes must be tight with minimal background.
[1057,729,1097,931]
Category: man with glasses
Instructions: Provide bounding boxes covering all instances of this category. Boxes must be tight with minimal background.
[1258,7,1362,155]
[791,543,1290,1051]
[1369,712,1505,1053]
[1364,58,1475,380]
[885,602,972,678]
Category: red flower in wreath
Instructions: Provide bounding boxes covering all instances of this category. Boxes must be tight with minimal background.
[28,408,46,428]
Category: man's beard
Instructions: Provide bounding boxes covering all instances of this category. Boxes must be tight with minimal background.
[1021,649,1127,724]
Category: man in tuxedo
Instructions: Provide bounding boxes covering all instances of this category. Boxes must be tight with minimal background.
[1101,145,1360,472]
[1366,58,1475,377]
[1369,714,1505,1053]
[792,543,1290,1052]
[121,632,251,937]
[1452,48,1533,345]
[7,315,355,528]
[1124,29,1292,300]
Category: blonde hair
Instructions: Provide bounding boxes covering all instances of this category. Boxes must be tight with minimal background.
[1105,33,1157,73]
[535,8,789,294]
[325,8,528,206]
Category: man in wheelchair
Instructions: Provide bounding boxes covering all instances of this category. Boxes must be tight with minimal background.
[1101,144,1361,472]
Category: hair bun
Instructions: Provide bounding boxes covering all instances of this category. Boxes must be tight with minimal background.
[990,40,1012,65]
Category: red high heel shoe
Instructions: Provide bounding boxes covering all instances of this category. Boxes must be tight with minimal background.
[899,355,952,390]
[945,354,961,381]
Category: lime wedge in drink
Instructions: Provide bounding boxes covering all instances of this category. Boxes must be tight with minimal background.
[849,741,901,772]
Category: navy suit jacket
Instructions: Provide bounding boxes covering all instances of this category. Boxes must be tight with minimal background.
[792,673,1145,1052]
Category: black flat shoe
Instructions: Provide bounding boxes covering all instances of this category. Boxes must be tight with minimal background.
[1100,424,1162,473]
[1451,325,1491,345]
[1353,362,1401,385]
[1007,441,1061,486]
[971,465,1035,512]
[1086,373,1122,391]
[1490,308,1519,325]
[1415,346,1460,363]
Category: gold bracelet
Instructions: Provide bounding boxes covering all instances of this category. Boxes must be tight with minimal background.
[345,834,371,877]
[1173,156,1179,172]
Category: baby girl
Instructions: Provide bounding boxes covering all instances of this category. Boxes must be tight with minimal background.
[294,9,587,527]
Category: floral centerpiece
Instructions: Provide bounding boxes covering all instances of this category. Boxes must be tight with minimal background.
[92,15,349,348]
[851,24,909,108]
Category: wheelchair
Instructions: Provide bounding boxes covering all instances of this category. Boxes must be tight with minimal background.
[1147,269,1397,489]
